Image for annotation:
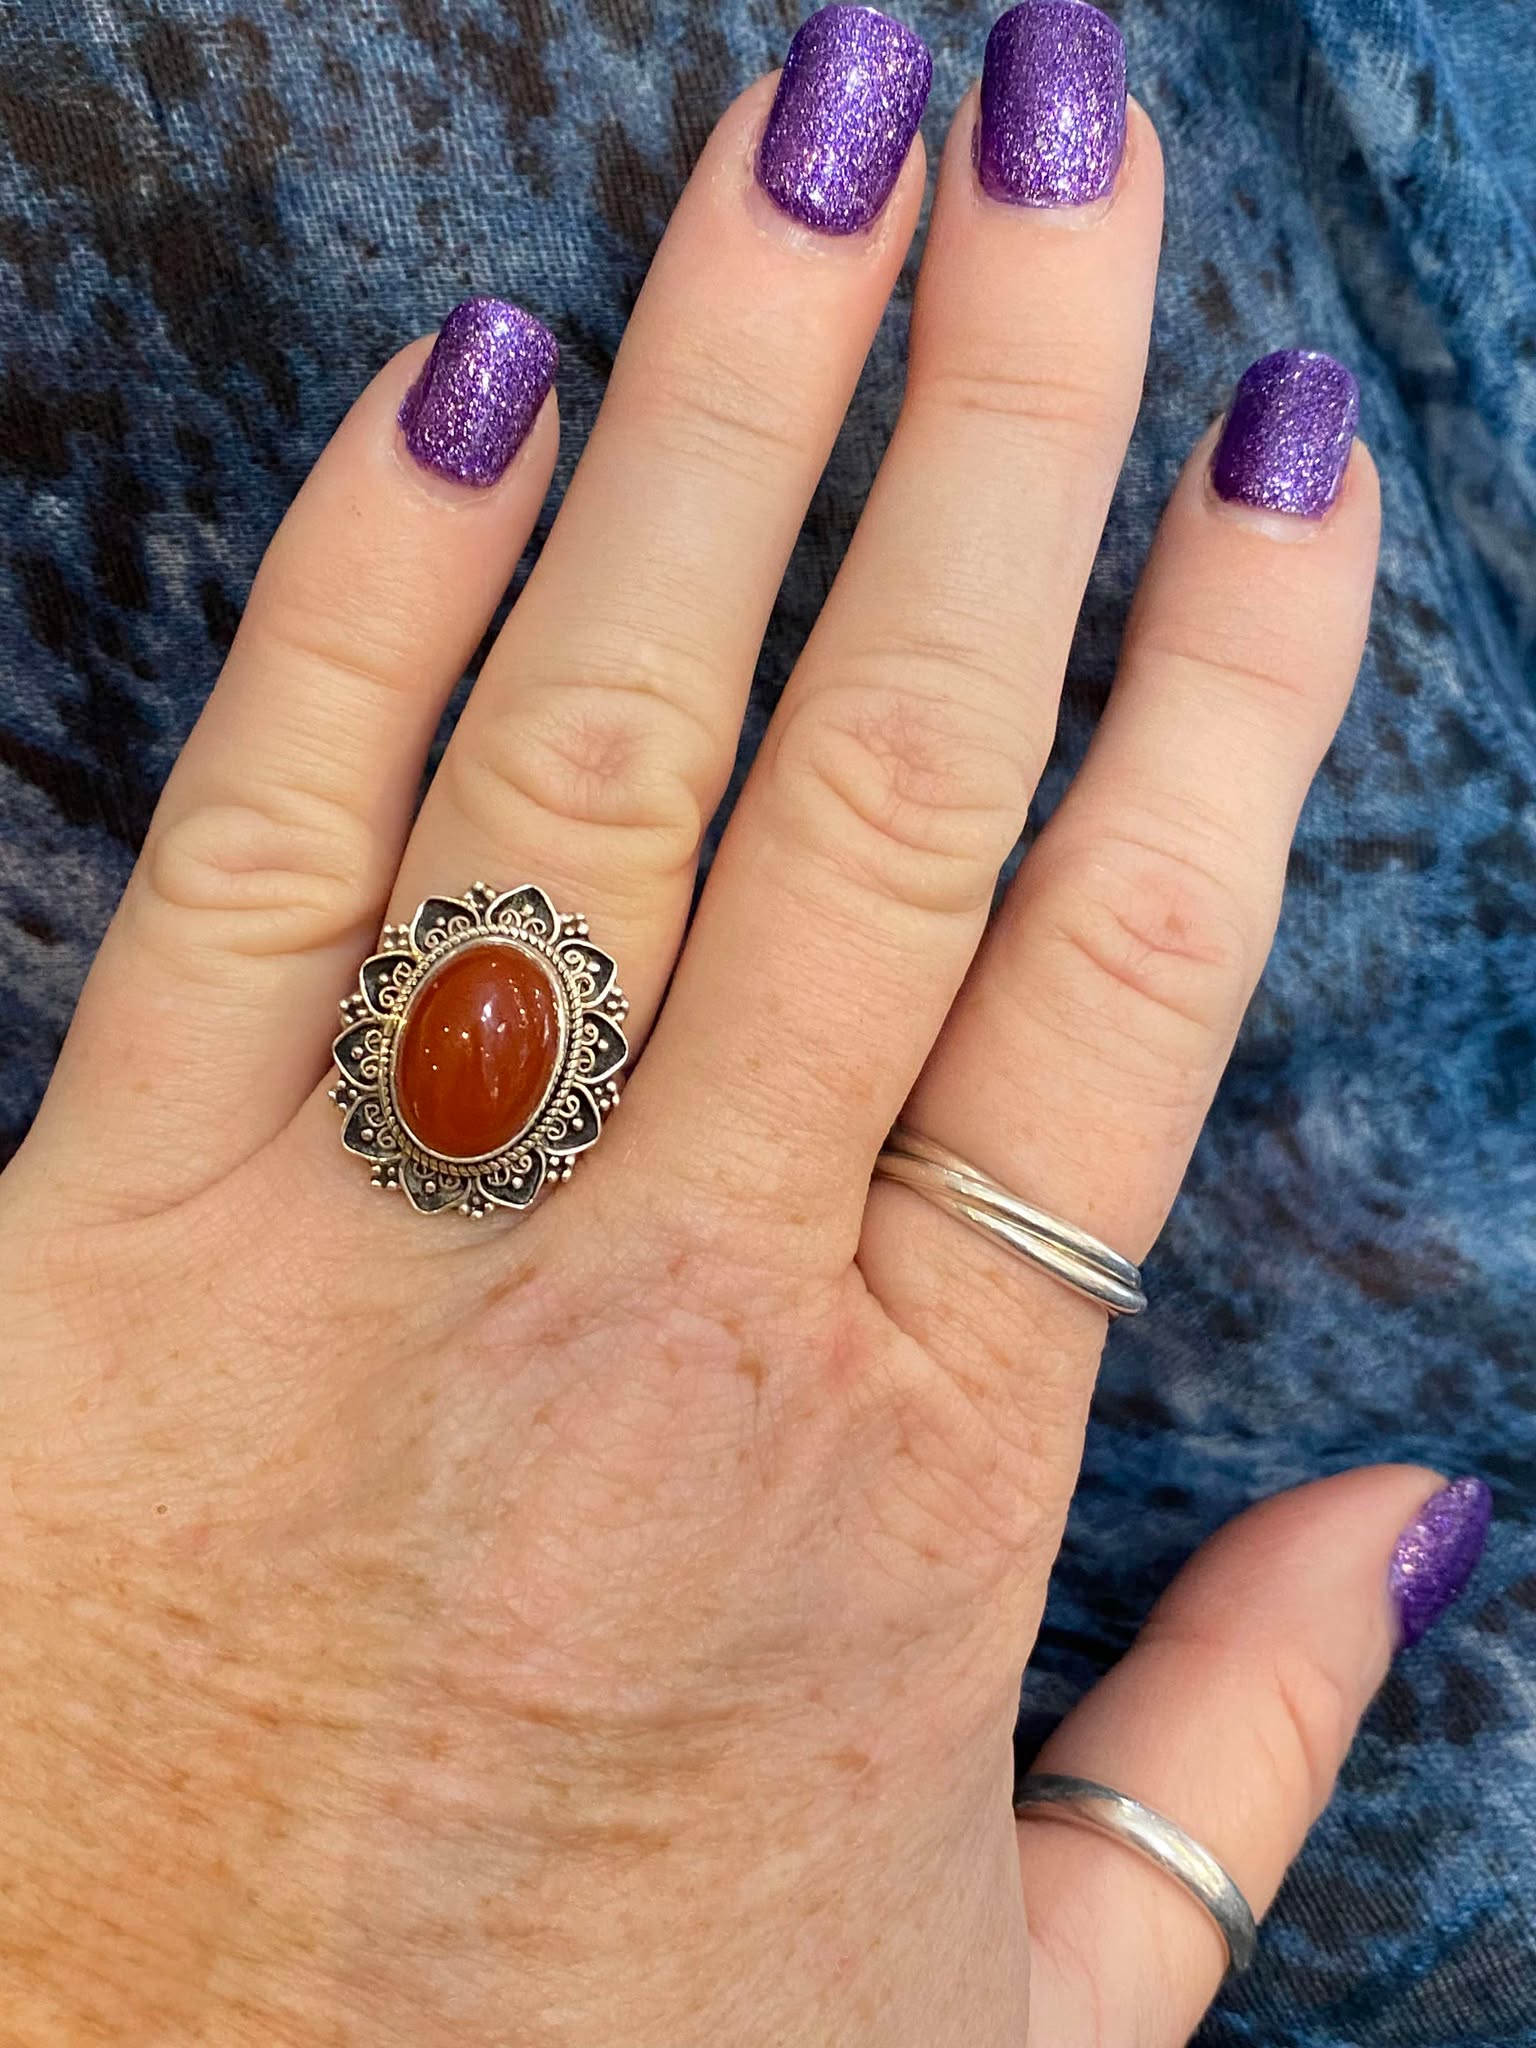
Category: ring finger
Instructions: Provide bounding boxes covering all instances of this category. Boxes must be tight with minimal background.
[19,328,561,1219]
[870,349,1380,1384]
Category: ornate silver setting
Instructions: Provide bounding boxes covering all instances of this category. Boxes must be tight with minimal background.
[330,882,629,1217]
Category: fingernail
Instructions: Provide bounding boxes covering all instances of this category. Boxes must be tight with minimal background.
[398,296,559,487]
[1210,348,1360,519]
[757,5,933,235]
[977,0,1127,208]
[1389,1477,1493,1649]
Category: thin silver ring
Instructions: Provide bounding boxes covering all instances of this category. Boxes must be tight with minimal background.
[1014,1772,1256,1976]
[873,1126,1147,1318]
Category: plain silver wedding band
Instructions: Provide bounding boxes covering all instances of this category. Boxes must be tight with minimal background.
[1014,1773,1257,1976]
[873,1126,1147,1318]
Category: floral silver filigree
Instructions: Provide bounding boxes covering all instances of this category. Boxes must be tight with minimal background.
[331,882,629,1217]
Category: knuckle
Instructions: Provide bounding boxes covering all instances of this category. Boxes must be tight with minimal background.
[914,357,1127,452]
[451,674,714,882]
[1136,636,1334,724]
[639,342,807,486]
[1032,824,1256,1049]
[1262,1640,1355,1818]
[843,600,1040,721]
[874,1340,1077,1571]
[254,562,442,708]
[1134,1621,1353,1834]
[141,794,377,961]
[777,679,1032,917]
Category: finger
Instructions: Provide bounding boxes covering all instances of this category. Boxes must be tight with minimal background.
[869,354,1380,1372]
[1020,1468,1494,2046]
[390,21,932,1043]
[640,24,1163,1256]
[21,307,558,1216]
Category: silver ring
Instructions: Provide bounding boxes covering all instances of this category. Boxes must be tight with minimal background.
[872,1126,1147,1317]
[1014,1773,1256,1976]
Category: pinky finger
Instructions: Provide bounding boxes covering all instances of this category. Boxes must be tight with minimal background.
[1019,1468,1493,2045]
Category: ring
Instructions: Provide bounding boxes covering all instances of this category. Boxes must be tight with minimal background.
[1014,1773,1256,1976]
[872,1126,1147,1317]
[331,882,629,1216]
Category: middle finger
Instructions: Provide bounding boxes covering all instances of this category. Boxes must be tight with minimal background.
[389,17,932,1039]
[640,5,1162,1253]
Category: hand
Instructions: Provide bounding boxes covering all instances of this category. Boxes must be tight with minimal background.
[3,12,1475,2044]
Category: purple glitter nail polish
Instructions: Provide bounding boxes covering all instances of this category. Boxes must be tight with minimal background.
[757,6,933,235]
[1210,348,1360,518]
[977,0,1127,208]
[1389,1477,1493,1649]
[398,296,558,487]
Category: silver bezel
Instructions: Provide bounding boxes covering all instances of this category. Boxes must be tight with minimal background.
[330,882,629,1217]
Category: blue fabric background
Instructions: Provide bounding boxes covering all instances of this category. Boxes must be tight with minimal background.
[1,1,1532,2039]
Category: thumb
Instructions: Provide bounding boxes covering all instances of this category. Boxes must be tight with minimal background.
[1018,1466,1493,2048]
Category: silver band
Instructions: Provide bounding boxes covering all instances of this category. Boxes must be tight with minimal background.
[1014,1773,1256,1976]
[873,1126,1147,1318]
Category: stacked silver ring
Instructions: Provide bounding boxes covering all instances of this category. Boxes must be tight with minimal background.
[874,1126,1147,1318]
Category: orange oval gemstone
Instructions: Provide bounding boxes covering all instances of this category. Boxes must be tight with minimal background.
[393,941,563,1161]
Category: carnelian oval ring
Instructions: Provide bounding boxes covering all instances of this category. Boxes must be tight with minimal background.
[330,882,629,1217]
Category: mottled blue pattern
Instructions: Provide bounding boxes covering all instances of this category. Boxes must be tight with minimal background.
[0,1,1532,2039]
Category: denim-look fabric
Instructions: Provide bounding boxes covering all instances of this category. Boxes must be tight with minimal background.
[0,1,1532,2039]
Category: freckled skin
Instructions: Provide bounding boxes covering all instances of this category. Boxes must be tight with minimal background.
[0,1198,1052,2039]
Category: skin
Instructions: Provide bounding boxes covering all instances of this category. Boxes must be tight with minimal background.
[0,74,1427,2048]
